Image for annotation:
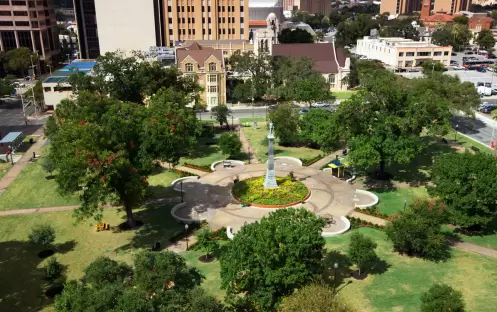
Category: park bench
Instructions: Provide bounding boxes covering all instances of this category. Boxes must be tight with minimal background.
[470,146,480,153]
[223,160,231,168]
[321,213,336,228]
[95,222,110,232]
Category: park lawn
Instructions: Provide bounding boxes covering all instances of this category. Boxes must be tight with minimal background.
[242,121,321,162]
[449,130,492,154]
[0,205,184,312]
[0,161,81,211]
[181,137,248,166]
[147,168,180,199]
[370,186,430,216]
[326,228,497,312]
[23,135,39,143]
[333,90,357,99]
[181,249,225,299]
[239,117,267,123]
[0,162,12,179]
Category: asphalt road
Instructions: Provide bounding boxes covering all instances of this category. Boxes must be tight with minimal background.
[198,105,340,120]
[452,113,497,148]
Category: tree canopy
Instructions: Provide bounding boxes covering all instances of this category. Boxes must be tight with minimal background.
[4,47,38,75]
[268,103,300,146]
[219,132,242,158]
[348,231,378,275]
[420,284,465,312]
[281,284,356,312]
[385,199,450,261]
[431,24,472,51]
[45,89,200,227]
[429,152,497,229]
[229,51,272,100]
[476,28,496,50]
[278,28,314,44]
[299,109,341,152]
[220,208,326,310]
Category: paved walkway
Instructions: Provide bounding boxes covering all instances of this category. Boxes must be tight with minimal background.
[309,153,339,170]
[239,126,260,164]
[349,211,388,226]
[160,162,210,177]
[0,128,46,194]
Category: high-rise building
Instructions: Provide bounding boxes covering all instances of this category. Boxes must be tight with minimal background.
[0,0,60,62]
[73,0,100,59]
[283,0,330,15]
[380,0,470,15]
[92,0,249,55]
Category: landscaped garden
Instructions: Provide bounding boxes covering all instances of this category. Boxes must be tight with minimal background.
[242,121,322,163]
[232,175,309,206]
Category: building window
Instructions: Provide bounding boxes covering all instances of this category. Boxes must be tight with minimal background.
[185,63,194,72]
[0,11,10,15]
[169,29,173,35]
[232,17,235,23]
[222,28,225,34]
[168,5,171,11]
[210,97,217,106]
[202,17,205,23]
[398,52,404,57]
[444,51,449,55]
[228,28,231,34]
[228,5,230,12]
[16,21,31,27]
[13,11,28,16]
[417,52,431,57]
[328,74,336,86]
[44,87,51,92]
[240,5,244,12]
[168,17,172,23]
[208,17,211,23]
[191,6,194,12]
[0,21,13,26]
[209,85,217,92]
[188,29,191,35]
[241,17,244,23]
[406,52,414,57]
[192,29,195,35]
[192,18,195,23]
[434,52,442,56]
[209,62,217,71]
[208,74,217,83]
[232,28,235,34]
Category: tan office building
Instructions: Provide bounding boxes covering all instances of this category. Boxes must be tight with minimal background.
[380,0,470,15]
[283,0,331,15]
[95,0,249,54]
[0,0,60,61]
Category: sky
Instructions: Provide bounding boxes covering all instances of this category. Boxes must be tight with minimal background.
[249,0,279,7]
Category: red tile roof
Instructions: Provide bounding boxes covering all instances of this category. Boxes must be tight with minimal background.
[271,43,346,74]
[422,14,455,22]
[176,42,223,66]
[249,20,267,26]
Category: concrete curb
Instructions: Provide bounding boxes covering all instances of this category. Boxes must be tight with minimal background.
[266,156,303,167]
[354,189,379,209]
[210,159,245,171]
[170,202,202,224]
[321,216,351,237]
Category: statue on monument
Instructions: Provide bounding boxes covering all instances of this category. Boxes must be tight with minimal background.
[264,120,278,189]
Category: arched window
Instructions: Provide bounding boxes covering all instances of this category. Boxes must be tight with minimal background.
[185,63,194,72]
[209,62,217,71]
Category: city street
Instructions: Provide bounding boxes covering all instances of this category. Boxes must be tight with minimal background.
[453,112,497,148]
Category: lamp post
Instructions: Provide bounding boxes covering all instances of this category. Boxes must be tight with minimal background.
[455,124,459,141]
[29,55,36,113]
[248,146,251,164]
[403,199,407,211]
[47,64,52,75]
[333,262,339,293]
[180,181,183,203]
[184,223,189,251]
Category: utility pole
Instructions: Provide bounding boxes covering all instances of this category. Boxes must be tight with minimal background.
[30,55,37,113]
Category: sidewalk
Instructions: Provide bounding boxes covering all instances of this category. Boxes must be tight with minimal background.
[0,128,46,194]
[160,162,210,177]
[239,126,259,164]
[309,153,338,169]
[349,211,388,226]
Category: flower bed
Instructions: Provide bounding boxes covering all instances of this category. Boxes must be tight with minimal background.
[349,217,385,231]
[354,207,398,221]
[183,162,213,173]
[232,176,310,207]
[301,154,324,166]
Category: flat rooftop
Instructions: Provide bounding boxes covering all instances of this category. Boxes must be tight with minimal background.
[43,59,97,84]
[359,36,447,48]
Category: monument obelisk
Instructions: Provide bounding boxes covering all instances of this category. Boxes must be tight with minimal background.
[264,121,278,188]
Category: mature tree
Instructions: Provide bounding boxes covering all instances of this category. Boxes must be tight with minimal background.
[300,109,341,151]
[343,59,385,88]
[83,257,132,288]
[321,16,331,28]
[231,79,253,103]
[211,104,231,128]
[336,69,451,177]
[195,227,220,260]
[476,28,496,50]
[385,199,450,261]
[220,208,326,310]
[281,284,355,312]
[45,89,199,227]
[421,60,445,76]
[315,30,325,42]
[420,284,465,312]
[69,52,201,104]
[292,74,332,107]
[134,250,203,293]
[348,232,378,276]
[41,156,55,178]
[28,224,56,255]
[45,257,63,282]
[219,132,242,158]
[4,47,38,75]
[453,15,469,25]
[267,103,300,146]
[278,28,314,44]
[429,152,497,229]
[380,17,420,40]
[229,51,272,100]
[432,24,472,51]
[336,14,380,46]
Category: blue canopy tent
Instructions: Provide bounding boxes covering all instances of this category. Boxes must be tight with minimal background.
[0,132,25,151]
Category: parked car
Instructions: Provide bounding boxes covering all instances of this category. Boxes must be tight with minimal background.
[453,66,465,70]
[464,51,474,55]
[477,82,485,87]
[480,105,496,113]
[312,102,329,108]
[450,60,458,65]
[451,52,457,56]
[299,109,309,115]
[476,66,487,73]
[268,105,277,111]
[488,53,497,59]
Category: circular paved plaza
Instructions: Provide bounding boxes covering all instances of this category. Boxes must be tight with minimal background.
[173,159,359,235]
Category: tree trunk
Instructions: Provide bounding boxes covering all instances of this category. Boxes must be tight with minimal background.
[124,202,136,228]
[377,160,388,180]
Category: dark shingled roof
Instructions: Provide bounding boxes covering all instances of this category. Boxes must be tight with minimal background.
[176,42,223,66]
[271,43,346,74]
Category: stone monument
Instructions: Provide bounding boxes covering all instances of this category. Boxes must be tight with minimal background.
[264,121,278,188]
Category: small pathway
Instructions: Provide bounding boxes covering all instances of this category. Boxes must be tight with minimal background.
[239,126,259,164]
[349,211,388,226]
[160,162,209,177]
[166,232,198,253]
[309,153,339,169]
[0,128,46,193]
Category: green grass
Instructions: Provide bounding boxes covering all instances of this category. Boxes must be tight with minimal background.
[242,121,321,162]
[370,187,430,216]
[181,137,247,167]
[23,135,39,143]
[325,228,497,312]
[0,161,81,210]
[239,117,267,123]
[147,168,180,199]
[232,176,308,205]
[182,249,224,299]
[449,130,492,154]
[0,205,183,312]
[0,162,12,179]
[333,90,357,99]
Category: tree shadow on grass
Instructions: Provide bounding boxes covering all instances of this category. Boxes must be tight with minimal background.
[322,249,351,287]
[113,204,184,254]
[0,240,76,312]
[183,139,220,159]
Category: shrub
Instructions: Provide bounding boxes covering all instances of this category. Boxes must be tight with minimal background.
[281,284,356,312]
[232,176,308,205]
[301,154,324,166]
[182,163,213,173]
[195,227,220,258]
[348,232,378,275]
[45,257,63,282]
[420,283,465,312]
[219,132,242,158]
[84,257,132,288]
[41,156,55,177]
[28,224,56,250]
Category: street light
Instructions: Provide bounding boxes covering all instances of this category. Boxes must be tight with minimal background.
[333,262,339,292]
[455,124,459,141]
[29,55,36,113]
[47,64,52,75]
[403,199,407,211]
[184,223,189,251]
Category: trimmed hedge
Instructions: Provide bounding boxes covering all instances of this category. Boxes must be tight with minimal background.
[301,154,325,166]
[354,207,398,221]
[349,216,385,231]
[169,169,199,178]
[183,162,213,173]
